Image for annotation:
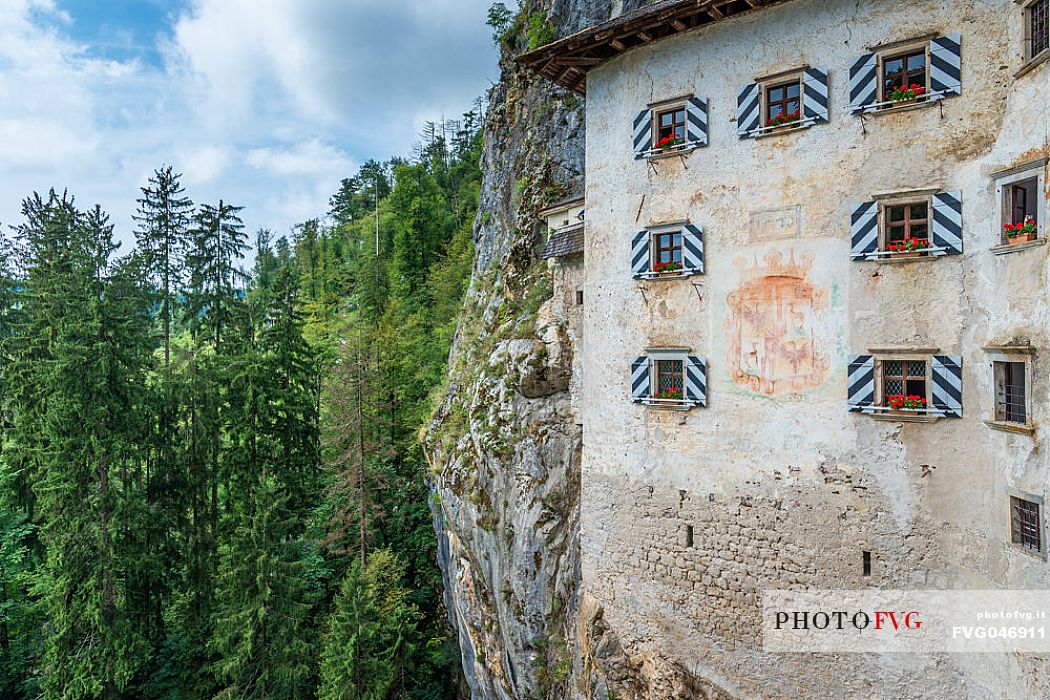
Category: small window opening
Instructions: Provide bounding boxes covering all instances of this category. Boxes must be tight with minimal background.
[765,79,801,126]
[995,361,1027,424]
[881,48,928,103]
[686,525,694,548]
[653,359,684,401]
[1002,177,1039,243]
[881,359,928,408]
[883,201,930,252]
[652,231,683,273]
[1029,0,1049,60]
[575,289,584,305]
[862,550,872,576]
[654,106,687,146]
[1010,496,1042,553]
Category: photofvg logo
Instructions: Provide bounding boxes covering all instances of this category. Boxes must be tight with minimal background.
[763,590,1050,653]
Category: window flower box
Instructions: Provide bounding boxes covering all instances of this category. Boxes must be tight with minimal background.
[767,109,802,131]
[1005,216,1038,244]
[655,134,685,152]
[652,260,684,276]
[653,387,684,401]
[887,83,927,107]
[887,393,928,413]
[886,237,931,258]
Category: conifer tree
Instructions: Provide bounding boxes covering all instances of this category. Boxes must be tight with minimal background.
[186,199,247,346]
[133,165,193,365]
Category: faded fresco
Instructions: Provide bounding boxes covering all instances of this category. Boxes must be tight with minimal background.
[724,249,832,397]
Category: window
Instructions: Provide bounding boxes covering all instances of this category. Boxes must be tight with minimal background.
[765,78,802,127]
[653,231,683,273]
[1010,496,1042,553]
[883,201,930,252]
[631,224,703,279]
[575,289,584,305]
[654,359,684,400]
[995,163,1045,249]
[630,352,707,407]
[994,361,1028,424]
[881,359,928,409]
[1028,0,1049,61]
[881,48,927,103]
[655,106,686,144]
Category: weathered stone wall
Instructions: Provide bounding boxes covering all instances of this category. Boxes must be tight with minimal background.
[580,0,1050,697]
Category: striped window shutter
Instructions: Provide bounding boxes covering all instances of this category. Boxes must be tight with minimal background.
[850,201,879,261]
[686,96,709,146]
[849,53,878,114]
[931,355,963,418]
[848,355,875,413]
[686,356,707,407]
[802,68,829,123]
[737,82,760,139]
[682,224,704,274]
[631,356,650,403]
[930,35,961,97]
[931,191,963,256]
[633,108,653,158]
[631,231,650,278]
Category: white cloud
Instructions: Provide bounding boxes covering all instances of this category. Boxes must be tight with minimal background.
[0,0,496,246]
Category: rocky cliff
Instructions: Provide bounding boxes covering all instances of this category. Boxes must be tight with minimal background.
[424,2,735,698]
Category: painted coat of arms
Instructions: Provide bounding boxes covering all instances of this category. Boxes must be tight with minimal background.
[724,250,831,397]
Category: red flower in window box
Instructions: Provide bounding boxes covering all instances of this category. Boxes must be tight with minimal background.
[653,260,684,275]
[654,387,684,401]
[888,394,927,411]
[886,237,931,256]
[1004,216,1038,244]
[767,109,802,129]
[655,134,684,151]
[889,83,926,104]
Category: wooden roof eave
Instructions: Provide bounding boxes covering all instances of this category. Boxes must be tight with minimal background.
[515,0,790,94]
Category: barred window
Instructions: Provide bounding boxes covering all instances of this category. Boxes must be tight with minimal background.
[995,361,1028,424]
[1011,496,1042,553]
[1029,0,1049,60]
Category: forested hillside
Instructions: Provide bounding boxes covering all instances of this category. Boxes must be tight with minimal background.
[0,114,482,698]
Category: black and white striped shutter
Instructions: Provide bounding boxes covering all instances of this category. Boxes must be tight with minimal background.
[931,191,963,256]
[633,108,653,159]
[686,96,709,147]
[631,231,650,278]
[737,83,760,139]
[850,201,879,261]
[849,53,878,114]
[686,356,707,407]
[802,68,829,124]
[930,34,961,97]
[631,356,650,403]
[931,355,963,418]
[682,224,704,274]
[848,355,875,413]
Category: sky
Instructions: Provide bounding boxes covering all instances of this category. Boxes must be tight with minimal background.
[0,0,499,246]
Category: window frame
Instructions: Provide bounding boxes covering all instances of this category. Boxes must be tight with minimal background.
[639,222,698,280]
[1008,490,1045,559]
[1024,0,1050,65]
[983,347,1035,434]
[875,356,932,414]
[647,99,694,156]
[762,76,803,128]
[995,162,1046,248]
[994,360,1029,425]
[878,195,935,255]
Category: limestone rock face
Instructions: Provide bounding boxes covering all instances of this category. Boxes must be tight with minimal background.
[425,2,722,697]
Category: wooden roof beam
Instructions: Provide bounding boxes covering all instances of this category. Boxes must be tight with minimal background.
[637,30,654,42]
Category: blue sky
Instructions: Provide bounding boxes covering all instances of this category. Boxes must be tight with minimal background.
[1,0,499,245]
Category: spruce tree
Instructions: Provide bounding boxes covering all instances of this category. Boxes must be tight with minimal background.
[186,199,247,346]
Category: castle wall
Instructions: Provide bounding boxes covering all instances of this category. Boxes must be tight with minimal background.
[579,0,1050,696]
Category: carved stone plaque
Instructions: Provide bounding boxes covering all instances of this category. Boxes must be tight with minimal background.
[750,205,801,241]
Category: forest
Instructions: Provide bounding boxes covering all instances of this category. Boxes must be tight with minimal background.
[0,113,483,698]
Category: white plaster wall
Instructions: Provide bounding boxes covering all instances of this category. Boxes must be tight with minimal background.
[579,0,1050,695]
